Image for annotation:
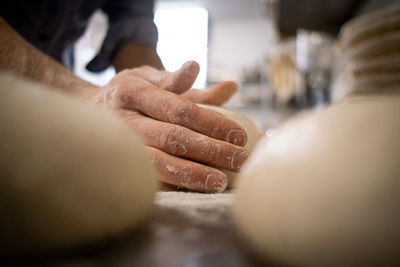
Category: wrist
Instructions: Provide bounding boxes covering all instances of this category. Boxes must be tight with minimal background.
[73,82,102,103]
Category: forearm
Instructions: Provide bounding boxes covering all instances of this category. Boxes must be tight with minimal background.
[0,17,97,97]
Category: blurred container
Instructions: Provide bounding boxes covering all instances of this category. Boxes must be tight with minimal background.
[296,29,335,108]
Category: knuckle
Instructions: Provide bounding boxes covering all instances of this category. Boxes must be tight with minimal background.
[206,143,224,163]
[119,69,132,77]
[157,125,188,155]
[131,66,152,77]
[107,76,144,108]
[195,136,221,163]
[200,139,230,168]
[139,65,153,72]
[165,101,194,125]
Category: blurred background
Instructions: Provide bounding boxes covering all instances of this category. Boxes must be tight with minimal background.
[73,0,398,130]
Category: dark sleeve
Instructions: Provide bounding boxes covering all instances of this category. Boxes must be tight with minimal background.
[86,0,158,72]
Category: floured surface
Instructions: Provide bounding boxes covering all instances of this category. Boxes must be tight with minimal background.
[155,191,234,225]
[146,191,253,266]
[20,190,256,267]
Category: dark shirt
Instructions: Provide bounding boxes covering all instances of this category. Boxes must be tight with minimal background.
[0,0,158,72]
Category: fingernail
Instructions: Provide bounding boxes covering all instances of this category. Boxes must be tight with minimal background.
[231,150,250,170]
[226,129,247,146]
[205,173,227,193]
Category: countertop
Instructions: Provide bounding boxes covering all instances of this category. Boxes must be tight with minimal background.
[17,192,267,267]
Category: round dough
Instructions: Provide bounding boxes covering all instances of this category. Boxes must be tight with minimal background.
[0,73,158,255]
[233,95,400,267]
[197,104,263,187]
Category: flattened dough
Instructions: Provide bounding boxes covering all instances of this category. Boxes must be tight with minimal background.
[0,73,157,255]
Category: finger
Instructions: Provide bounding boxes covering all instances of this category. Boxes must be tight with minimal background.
[159,182,182,191]
[116,80,247,146]
[130,61,200,94]
[163,61,199,94]
[124,114,249,171]
[148,147,228,193]
[182,81,238,105]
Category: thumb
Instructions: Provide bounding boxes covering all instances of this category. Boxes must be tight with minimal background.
[163,60,200,94]
[182,81,238,106]
[129,60,200,94]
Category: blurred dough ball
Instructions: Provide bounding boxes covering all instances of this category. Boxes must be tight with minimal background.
[198,104,263,187]
[0,73,158,255]
[233,95,400,267]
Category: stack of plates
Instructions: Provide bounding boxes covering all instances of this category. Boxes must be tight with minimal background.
[339,4,400,94]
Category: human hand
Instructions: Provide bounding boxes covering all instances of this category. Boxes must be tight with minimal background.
[112,43,238,105]
[181,80,238,106]
[92,61,248,193]
[118,59,238,106]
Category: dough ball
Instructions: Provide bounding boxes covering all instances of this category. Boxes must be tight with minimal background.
[197,104,263,187]
[0,73,158,255]
[233,95,400,267]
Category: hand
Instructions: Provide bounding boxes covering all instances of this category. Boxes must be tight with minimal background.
[182,81,238,106]
[111,43,238,105]
[92,61,249,193]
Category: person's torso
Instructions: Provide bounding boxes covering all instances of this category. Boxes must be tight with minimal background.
[1,0,106,66]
